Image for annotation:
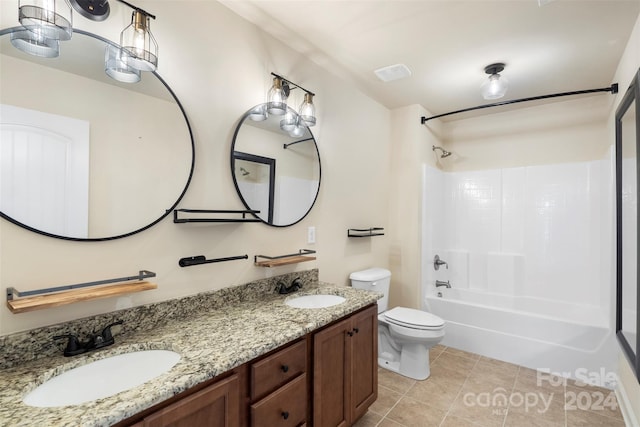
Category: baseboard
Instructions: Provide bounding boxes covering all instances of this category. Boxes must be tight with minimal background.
[616,380,640,427]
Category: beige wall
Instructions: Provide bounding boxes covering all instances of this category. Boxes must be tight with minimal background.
[441,95,611,172]
[387,104,442,309]
[0,0,390,335]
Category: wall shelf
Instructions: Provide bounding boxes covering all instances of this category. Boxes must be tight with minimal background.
[179,254,248,267]
[6,271,157,314]
[254,249,316,268]
[347,227,385,238]
[173,209,262,223]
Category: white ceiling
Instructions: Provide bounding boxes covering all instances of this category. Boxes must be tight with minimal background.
[221,0,640,121]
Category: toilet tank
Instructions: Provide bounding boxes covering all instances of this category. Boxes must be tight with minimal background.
[349,268,391,313]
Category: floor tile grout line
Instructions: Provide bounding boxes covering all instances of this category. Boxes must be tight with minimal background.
[438,351,482,427]
[374,369,417,427]
[376,346,446,427]
[371,349,625,427]
[500,365,524,427]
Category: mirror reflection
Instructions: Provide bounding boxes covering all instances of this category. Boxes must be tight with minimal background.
[0,28,194,240]
[231,104,321,227]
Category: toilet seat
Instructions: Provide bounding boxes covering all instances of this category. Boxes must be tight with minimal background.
[382,307,444,330]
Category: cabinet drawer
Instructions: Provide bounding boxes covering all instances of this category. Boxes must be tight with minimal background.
[250,374,307,427]
[251,339,306,400]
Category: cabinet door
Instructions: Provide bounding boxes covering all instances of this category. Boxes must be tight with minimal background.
[313,317,350,427]
[141,374,240,427]
[349,305,378,422]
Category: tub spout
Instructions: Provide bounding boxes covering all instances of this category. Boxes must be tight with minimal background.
[435,280,451,288]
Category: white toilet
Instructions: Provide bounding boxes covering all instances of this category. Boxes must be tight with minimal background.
[350,268,445,380]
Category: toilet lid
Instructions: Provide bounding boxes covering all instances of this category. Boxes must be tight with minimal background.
[383,307,445,329]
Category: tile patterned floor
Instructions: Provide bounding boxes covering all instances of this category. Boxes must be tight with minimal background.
[354,345,627,427]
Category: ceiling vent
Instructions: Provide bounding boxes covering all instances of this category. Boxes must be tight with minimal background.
[374,64,411,82]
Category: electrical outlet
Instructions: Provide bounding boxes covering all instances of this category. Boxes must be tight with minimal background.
[307,226,316,244]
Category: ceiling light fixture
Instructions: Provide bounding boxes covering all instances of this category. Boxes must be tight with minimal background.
[481,63,509,100]
[118,0,158,72]
[268,72,317,127]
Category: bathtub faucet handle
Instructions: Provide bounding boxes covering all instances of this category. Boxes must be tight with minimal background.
[434,255,448,270]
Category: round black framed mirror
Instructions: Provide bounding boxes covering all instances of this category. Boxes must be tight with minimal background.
[231,104,321,227]
[0,27,195,241]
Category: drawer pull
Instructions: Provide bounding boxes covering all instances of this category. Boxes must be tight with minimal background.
[282,411,289,420]
[281,364,289,373]
[347,330,353,337]
[353,327,359,334]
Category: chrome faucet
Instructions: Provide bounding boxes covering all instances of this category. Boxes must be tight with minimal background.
[433,255,448,270]
[435,280,451,288]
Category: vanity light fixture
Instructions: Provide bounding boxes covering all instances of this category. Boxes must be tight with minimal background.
[481,62,509,100]
[298,93,316,127]
[118,0,158,72]
[280,109,297,132]
[248,104,268,122]
[10,28,60,58]
[17,0,73,41]
[69,0,110,22]
[105,43,141,83]
[268,72,317,126]
[267,76,289,115]
[104,0,157,83]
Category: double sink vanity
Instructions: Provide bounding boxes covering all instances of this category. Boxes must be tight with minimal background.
[0,270,380,427]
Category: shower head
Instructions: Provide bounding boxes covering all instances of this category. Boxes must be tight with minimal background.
[432,145,452,158]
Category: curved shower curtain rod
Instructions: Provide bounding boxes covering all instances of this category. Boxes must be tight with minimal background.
[420,83,619,124]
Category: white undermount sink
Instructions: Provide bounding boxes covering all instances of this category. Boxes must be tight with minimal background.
[285,294,346,309]
[23,349,181,407]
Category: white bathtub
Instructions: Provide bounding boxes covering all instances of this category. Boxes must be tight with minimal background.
[424,288,617,384]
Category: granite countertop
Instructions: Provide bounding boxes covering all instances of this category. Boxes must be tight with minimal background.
[0,282,380,427]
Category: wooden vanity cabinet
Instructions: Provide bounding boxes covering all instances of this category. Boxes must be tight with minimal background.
[119,304,377,427]
[249,339,308,427]
[312,304,378,427]
[129,372,242,427]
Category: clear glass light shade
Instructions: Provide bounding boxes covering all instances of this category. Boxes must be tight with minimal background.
[481,73,508,100]
[10,29,59,57]
[298,93,316,127]
[18,0,72,41]
[248,104,268,121]
[120,11,158,72]
[280,110,298,132]
[288,124,306,138]
[105,44,141,83]
[267,77,287,115]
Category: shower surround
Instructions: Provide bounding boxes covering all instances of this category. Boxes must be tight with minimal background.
[421,154,617,380]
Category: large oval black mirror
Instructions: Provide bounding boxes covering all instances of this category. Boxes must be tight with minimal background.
[231,104,321,227]
[0,27,194,241]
